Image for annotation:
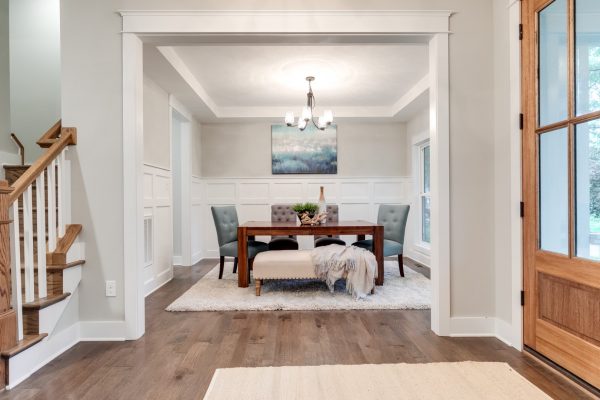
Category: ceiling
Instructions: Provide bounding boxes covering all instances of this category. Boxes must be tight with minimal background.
[143,42,430,123]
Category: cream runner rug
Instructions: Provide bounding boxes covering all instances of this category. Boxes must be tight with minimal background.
[167,260,430,312]
[203,362,550,400]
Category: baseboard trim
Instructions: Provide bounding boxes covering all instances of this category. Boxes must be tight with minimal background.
[172,255,182,266]
[145,275,173,298]
[449,317,496,337]
[449,316,521,351]
[191,250,203,265]
[79,321,126,341]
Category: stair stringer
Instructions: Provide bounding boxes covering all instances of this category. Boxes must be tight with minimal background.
[7,240,84,388]
[7,287,80,388]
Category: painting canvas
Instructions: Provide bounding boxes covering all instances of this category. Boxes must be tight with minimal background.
[271,124,337,174]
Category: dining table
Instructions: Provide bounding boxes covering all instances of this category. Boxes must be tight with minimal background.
[236,220,384,288]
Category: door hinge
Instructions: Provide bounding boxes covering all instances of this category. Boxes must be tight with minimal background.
[521,290,525,306]
[519,24,523,40]
[519,113,524,130]
[520,201,525,218]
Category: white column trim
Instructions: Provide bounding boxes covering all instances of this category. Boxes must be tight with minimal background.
[122,33,145,340]
[120,10,452,339]
[428,34,451,335]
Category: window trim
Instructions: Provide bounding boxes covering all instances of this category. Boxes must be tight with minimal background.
[416,139,431,251]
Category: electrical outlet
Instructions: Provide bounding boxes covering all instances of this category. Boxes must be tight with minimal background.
[106,280,116,297]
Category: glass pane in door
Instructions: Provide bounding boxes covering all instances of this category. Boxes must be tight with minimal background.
[539,128,569,254]
[576,119,600,260]
[539,0,568,126]
[421,196,431,244]
[575,0,600,116]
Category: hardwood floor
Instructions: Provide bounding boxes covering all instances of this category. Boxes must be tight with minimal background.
[0,259,594,399]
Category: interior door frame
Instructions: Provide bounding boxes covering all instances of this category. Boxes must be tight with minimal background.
[120,10,452,340]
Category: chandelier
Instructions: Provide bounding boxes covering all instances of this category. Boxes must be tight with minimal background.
[284,76,333,131]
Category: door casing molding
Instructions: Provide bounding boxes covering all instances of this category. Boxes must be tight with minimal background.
[121,9,452,340]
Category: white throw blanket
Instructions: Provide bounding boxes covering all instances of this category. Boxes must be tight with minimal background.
[311,244,377,299]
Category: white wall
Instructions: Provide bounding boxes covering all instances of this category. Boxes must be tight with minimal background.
[201,122,407,177]
[9,0,61,163]
[60,0,508,336]
[143,75,170,169]
[0,0,17,168]
[492,0,512,326]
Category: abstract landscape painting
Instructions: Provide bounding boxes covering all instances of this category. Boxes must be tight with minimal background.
[271,124,337,174]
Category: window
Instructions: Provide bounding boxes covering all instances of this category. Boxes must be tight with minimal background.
[419,143,431,245]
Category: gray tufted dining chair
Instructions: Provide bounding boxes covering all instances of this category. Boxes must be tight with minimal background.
[352,204,410,277]
[314,204,346,247]
[268,204,299,250]
[211,206,269,279]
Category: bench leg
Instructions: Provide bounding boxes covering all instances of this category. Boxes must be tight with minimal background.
[255,279,262,296]
[233,257,238,274]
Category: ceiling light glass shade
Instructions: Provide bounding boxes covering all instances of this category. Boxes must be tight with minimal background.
[301,106,312,122]
[317,116,326,130]
[298,119,307,130]
[285,111,294,126]
[323,109,333,124]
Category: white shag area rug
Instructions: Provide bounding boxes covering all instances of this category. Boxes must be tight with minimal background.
[166,260,430,312]
[203,362,551,400]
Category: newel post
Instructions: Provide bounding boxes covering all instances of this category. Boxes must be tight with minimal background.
[0,180,17,387]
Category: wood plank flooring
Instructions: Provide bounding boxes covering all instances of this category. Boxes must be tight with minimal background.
[0,259,595,399]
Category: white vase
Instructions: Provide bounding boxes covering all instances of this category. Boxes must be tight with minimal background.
[318,186,327,223]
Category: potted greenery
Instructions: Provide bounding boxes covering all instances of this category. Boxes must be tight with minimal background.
[292,202,319,224]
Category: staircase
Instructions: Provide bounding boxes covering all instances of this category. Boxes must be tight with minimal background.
[0,121,83,389]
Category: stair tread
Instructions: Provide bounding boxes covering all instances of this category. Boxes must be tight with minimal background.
[22,293,70,310]
[1,333,47,359]
[20,259,85,271]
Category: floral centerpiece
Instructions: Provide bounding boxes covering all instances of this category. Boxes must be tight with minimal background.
[292,202,327,225]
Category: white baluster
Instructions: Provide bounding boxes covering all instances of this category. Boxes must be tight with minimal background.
[36,174,47,299]
[9,202,23,341]
[23,186,35,303]
[47,161,57,252]
[57,150,65,237]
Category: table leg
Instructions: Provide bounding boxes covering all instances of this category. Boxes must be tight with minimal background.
[237,227,249,288]
[357,234,366,241]
[373,226,384,285]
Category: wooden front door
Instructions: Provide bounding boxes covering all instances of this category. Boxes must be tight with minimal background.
[522,0,600,388]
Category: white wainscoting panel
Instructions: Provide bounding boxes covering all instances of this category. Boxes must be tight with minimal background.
[200,177,414,258]
[143,164,173,296]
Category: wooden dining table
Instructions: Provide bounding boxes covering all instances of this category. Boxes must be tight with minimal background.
[237,220,384,288]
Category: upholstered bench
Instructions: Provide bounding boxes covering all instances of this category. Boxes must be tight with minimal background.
[253,250,317,296]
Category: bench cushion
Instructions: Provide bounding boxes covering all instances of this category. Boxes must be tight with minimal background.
[253,250,317,280]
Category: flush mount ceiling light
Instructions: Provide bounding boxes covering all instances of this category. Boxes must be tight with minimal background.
[285,76,333,131]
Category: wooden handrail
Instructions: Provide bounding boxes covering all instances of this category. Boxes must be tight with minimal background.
[36,120,62,148]
[9,134,25,166]
[7,127,77,205]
